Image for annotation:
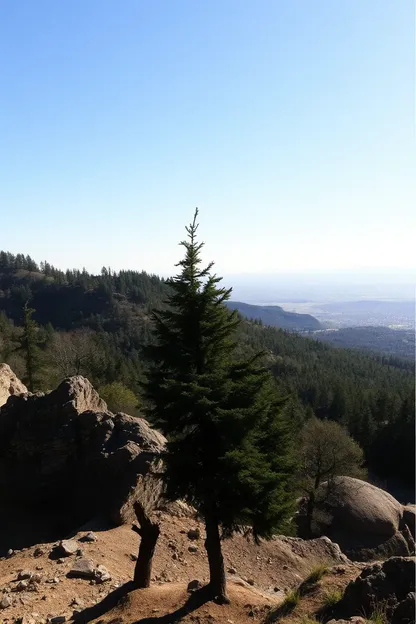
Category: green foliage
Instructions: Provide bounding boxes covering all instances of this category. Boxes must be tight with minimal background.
[297,418,365,537]
[298,418,365,492]
[145,210,296,537]
[322,588,343,607]
[0,246,414,488]
[304,564,328,585]
[18,303,43,391]
[99,381,139,414]
[266,589,301,621]
[369,602,389,624]
[283,589,300,609]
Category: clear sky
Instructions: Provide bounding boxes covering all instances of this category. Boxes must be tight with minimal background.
[0,0,414,277]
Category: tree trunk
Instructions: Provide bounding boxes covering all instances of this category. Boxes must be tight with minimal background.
[132,501,160,589]
[204,512,229,604]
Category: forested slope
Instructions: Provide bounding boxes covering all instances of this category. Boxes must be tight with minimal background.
[0,250,414,488]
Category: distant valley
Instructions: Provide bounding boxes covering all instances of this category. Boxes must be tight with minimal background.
[225,301,322,331]
[276,299,415,330]
[225,300,415,361]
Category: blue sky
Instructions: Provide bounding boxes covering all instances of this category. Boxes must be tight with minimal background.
[0,0,414,277]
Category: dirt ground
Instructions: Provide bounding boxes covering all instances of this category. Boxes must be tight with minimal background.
[0,511,362,623]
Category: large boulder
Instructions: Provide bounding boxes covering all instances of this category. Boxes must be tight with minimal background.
[306,477,413,560]
[401,505,416,540]
[0,376,166,533]
[334,556,415,622]
[0,363,27,407]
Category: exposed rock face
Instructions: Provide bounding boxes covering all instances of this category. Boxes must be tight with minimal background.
[303,477,414,560]
[402,505,416,540]
[0,363,27,407]
[335,556,415,622]
[0,376,166,531]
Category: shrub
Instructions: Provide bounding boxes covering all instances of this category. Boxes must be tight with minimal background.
[322,588,343,607]
[99,381,139,414]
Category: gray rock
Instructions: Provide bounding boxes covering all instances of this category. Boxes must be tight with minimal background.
[94,565,111,583]
[0,594,12,608]
[82,531,97,542]
[187,579,202,591]
[188,545,198,553]
[17,570,33,580]
[391,591,416,624]
[14,580,28,591]
[0,376,166,527]
[33,547,45,558]
[336,556,415,621]
[301,477,410,560]
[67,558,95,579]
[187,528,200,541]
[57,539,78,556]
[401,506,416,540]
[0,363,27,407]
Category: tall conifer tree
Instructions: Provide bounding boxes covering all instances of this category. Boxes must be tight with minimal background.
[145,210,296,602]
[20,302,42,392]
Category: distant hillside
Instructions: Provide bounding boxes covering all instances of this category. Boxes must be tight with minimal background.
[313,326,415,361]
[226,301,321,331]
[0,250,414,489]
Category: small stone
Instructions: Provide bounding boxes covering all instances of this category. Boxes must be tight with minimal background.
[50,617,66,623]
[82,532,97,542]
[18,570,33,580]
[187,579,202,591]
[57,558,66,564]
[7,549,14,557]
[57,540,78,557]
[70,597,83,607]
[188,545,198,553]
[187,528,200,541]
[33,547,45,558]
[282,565,288,570]
[94,565,111,583]
[247,578,255,586]
[172,552,178,560]
[31,573,42,584]
[14,580,28,591]
[228,567,237,574]
[67,558,95,579]
[0,594,12,608]
[129,553,138,561]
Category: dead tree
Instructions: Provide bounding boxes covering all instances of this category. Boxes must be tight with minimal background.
[131,500,160,588]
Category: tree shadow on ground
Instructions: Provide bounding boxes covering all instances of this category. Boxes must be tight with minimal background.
[73,583,215,624]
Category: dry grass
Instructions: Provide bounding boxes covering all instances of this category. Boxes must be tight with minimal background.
[321,587,344,608]
[368,601,389,624]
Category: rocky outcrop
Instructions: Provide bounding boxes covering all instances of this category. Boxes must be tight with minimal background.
[301,477,414,560]
[402,505,416,540]
[334,556,415,623]
[0,376,166,533]
[0,363,27,407]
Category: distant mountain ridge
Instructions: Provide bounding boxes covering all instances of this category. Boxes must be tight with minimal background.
[225,301,321,331]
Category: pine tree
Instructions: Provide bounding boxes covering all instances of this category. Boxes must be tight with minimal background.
[20,303,42,391]
[145,210,296,602]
